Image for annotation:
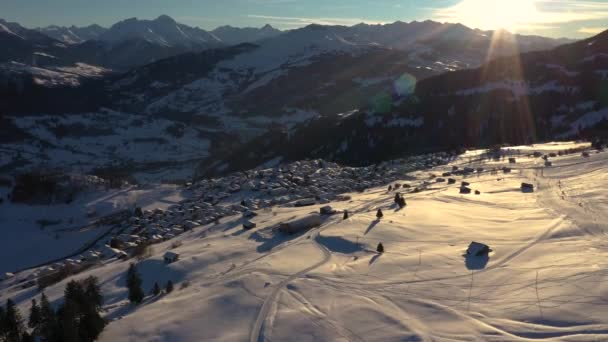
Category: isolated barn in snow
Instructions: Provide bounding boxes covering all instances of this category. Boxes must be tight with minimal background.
[163,251,179,264]
[243,220,257,230]
[279,214,322,234]
[467,242,490,256]
[460,186,472,194]
[521,183,535,193]
[320,206,336,215]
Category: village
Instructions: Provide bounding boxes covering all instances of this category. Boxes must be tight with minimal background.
[0,143,596,298]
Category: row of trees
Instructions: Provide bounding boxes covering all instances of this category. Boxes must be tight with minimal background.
[127,264,174,305]
[0,276,105,342]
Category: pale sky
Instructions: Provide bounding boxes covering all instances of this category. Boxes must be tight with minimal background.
[1,0,607,38]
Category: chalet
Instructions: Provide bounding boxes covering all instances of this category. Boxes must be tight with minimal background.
[243,220,257,230]
[509,158,517,164]
[503,167,512,173]
[163,251,179,264]
[460,186,472,194]
[279,215,322,234]
[467,242,490,256]
[448,178,456,185]
[436,178,446,183]
[320,206,336,215]
[294,198,316,207]
[461,181,470,187]
[521,183,534,193]
[475,190,481,195]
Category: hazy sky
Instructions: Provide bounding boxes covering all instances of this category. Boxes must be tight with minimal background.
[1,0,607,38]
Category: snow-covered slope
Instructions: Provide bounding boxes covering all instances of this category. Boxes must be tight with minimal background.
[2,141,608,341]
[98,15,221,49]
[2,109,210,182]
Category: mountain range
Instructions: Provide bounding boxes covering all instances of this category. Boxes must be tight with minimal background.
[0,15,605,181]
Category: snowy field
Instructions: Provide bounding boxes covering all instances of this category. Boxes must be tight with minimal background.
[0,184,187,274]
[3,141,608,341]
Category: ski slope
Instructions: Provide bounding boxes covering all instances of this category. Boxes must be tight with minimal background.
[2,141,608,341]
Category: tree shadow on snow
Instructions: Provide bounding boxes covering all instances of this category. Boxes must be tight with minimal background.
[364,219,380,235]
[369,253,381,266]
[316,235,363,254]
[249,227,306,253]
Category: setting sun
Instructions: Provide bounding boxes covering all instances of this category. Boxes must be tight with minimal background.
[437,0,540,31]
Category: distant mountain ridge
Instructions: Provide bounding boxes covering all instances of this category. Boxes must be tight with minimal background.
[34,16,284,47]
[36,24,107,44]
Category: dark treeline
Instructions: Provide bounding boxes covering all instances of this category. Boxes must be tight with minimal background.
[0,276,106,342]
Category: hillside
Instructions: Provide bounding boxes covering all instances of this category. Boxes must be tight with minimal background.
[199,28,607,176]
[1,141,607,341]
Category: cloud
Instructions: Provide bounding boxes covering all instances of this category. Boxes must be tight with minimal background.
[247,14,386,28]
[433,0,608,32]
[578,26,606,34]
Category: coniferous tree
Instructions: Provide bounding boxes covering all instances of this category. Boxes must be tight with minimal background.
[57,301,79,342]
[58,278,106,342]
[4,299,25,342]
[127,263,144,304]
[343,210,349,220]
[165,280,174,294]
[0,305,7,341]
[394,193,400,204]
[376,209,383,219]
[80,277,106,342]
[377,243,385,254]
[20,331,34,342]
[38,292,58,342]
[27,299,41,333]
[152,282,161,296]
[83,276,103,311]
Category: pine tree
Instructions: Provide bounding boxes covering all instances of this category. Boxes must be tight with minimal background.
[83,276,103,311]
[27,299,41,333]
[376,209,383,219]
[152,282,160,296]
[343,210,349,220]
[38,292,58,342]
[394,193,400,204]
[165,280,174,294]
[60,278,106,342]
[127,263,144,304]
[57,301,79,342]
[0,305,7,342]
[377,243,385,254]
[388,185,392,192]
[20,331,34,342]
[5,299,25,342]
